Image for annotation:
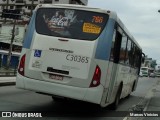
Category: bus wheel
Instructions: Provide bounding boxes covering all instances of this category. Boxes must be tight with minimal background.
[126,93,131,98]
[111,85,122,110]
[52,96,64,102]
[132,81,136,92]
[126,81,135,98]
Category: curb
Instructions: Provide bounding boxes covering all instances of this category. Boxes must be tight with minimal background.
[0,75,16,77]
[143,94,152,112]
[123,79,159,120]
[131,84,158,120]
[0,82,15,86]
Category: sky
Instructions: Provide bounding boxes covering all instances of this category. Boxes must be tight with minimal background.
[88,0,160,64]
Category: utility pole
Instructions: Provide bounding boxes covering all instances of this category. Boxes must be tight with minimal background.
[4,0,9,23]
[30,0,34,16]
[6,19,16,69]
[6,0,9,9]
[1,9,21,69]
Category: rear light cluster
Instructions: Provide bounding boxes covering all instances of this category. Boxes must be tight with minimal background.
[90,65,101,87]
[18,54,26,76]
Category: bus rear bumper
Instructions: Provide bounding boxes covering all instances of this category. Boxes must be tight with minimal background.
[16,74,104,104]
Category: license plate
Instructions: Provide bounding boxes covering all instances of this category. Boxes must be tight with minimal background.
[49,74,63,81]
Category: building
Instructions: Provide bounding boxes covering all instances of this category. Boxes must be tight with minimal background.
[0,0,88,15]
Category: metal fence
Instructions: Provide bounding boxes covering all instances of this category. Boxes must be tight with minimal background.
[0,63,18,77]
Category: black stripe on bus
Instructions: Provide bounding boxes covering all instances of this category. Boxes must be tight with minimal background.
[47,67,69,75]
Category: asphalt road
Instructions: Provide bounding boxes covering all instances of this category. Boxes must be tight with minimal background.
[0,77,158,120]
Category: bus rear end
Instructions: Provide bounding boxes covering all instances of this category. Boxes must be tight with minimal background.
[16,5,109,104]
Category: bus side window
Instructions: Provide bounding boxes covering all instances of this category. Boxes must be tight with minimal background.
[134,47,141,68]
[110,30,116,61]
[130,43,135,67]
[119,33,127,64]
[113,29,122,63]
[126,39,132,65]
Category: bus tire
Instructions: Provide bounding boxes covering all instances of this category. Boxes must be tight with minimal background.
[127,81,135,98]
[52,96,64,102]
[126,93,131,98]
[132,81,136,92]
[111,84,122,110]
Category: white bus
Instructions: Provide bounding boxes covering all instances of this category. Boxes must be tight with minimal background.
[16,4,144,109]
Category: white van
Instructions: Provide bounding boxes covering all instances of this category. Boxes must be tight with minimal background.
[140,67,149,77]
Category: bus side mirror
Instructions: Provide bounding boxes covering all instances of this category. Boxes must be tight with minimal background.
[142,57,145,63]
[142,53,145,63]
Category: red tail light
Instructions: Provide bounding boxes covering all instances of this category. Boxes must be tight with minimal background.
[18,54,26,76]
[90,65,101,87]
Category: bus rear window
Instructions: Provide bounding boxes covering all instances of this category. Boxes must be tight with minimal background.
[35,8,108,40]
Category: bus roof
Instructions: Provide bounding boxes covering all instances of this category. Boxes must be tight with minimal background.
[108,11,142,50]
[116,17,142,50]
[35,4,110,14]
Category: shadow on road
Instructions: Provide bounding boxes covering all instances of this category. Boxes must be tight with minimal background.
[22,96,139,117]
